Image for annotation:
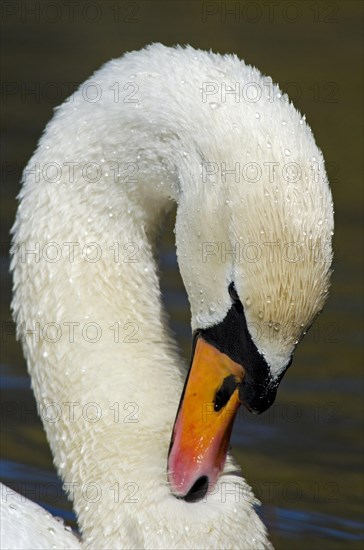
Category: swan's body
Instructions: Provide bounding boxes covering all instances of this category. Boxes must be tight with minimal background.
[0,483,80,549]
[4,44,333,549]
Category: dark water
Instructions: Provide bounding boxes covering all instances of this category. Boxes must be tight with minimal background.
[1,2,363,549]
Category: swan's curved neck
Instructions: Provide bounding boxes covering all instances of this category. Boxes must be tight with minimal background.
[15,82,202,549]
[12,46,270,547]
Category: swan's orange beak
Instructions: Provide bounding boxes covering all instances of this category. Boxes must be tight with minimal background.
[167,337,245,501]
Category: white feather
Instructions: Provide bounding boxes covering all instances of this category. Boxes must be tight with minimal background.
[6,43,333,548]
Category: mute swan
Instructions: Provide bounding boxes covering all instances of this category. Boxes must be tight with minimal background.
[3,44,333,549]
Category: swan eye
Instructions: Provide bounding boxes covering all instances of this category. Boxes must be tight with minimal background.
[228,282,240,303]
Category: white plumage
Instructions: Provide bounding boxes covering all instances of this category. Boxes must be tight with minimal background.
[3,44,333,549]
[0,484,80,549]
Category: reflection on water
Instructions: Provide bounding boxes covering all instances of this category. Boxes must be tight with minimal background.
[1,2,363,549]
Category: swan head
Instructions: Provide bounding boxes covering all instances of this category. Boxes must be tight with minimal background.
[167,116,334,501]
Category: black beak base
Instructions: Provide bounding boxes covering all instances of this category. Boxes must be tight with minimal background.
[197,292,291,414]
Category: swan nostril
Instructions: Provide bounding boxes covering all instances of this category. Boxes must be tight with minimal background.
[214,375,240,412]
[180,476,209,503]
